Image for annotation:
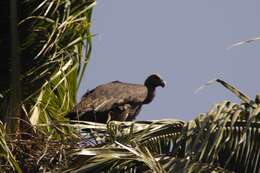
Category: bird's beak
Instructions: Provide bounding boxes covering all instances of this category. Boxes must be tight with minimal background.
[160,80,166,88]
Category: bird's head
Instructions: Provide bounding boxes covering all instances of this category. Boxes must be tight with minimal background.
[144,74,166,88]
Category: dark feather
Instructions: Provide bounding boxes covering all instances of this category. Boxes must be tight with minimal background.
[66,74,165,123]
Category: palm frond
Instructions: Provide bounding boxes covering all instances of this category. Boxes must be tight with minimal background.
[17,0,96,132]
[228,35,260,49]
[63,80,260,173]
[0,122,22,173]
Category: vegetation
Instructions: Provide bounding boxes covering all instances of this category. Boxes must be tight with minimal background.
[0,0,259,172]
[57,80,260,173]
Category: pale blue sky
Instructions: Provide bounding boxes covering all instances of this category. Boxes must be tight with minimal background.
[79,0,260,121]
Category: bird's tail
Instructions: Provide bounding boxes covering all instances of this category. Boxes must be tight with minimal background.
[64,112,77,120]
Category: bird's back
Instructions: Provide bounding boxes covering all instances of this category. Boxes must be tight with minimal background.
[66,81,148,122]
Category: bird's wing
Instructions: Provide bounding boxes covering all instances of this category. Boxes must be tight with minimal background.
[73,81,148,113]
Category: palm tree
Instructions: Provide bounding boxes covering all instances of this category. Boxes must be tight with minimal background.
[0,0,95,133]
[64,80,260,173]
[0,1,259,172]
[0,0,95,171]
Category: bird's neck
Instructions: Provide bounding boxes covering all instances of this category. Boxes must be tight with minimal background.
[143,86,156,104]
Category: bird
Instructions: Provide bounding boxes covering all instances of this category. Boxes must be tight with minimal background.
[66,74,166,123]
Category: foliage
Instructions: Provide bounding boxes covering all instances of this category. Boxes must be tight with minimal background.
[0,122,22,173]
[1,0,260,172]
[1,0,96,172]
[0,0,96,134]
[18,0,96,130]
[2,79,257,172]
[64,89,260,173]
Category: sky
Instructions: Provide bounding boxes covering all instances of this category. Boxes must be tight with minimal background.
[78,0,260,121]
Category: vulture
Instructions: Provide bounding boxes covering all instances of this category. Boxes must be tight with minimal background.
[66,74,166,123]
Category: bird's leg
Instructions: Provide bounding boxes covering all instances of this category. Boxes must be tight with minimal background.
[93,111,97,122]
[107,111,112,123]
[121,111,129,121]
[92,106,97,122]
[119,104,131,121]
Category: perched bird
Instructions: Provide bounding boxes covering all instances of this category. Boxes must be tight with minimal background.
[66,74,166,123]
